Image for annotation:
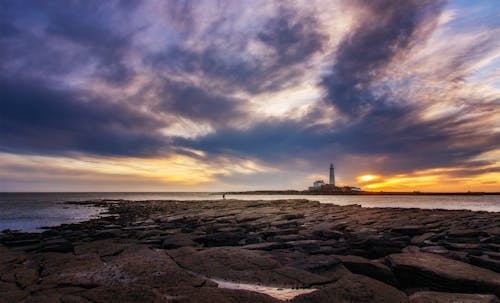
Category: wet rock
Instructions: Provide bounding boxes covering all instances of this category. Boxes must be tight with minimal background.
[40,246,208,289]
[194,232,246,247]
[162,286,284,303]
[447,229,487,238]
[161,234,196,249]
[409,291,499,303]
[420,246,448,255]
[38,238,73,253]
[107,246,211,288]
[392,226,429,236]
[3,238,40,247]
[411,233,436,245]
[402,246,421,253]
[361,237,406,258]
[336,255,398,285]
[386,252,500,296]
[282,213,305,220]
[242,242,291,251]
[0,281,29,302]
[284,240,321,252]
[80,285,168,303]
[286,254,350,282]
[170,247,330,287]
[14,264,39,289]
[0,245,26,263]
[470,255,500,273]
[74,239,130,257]
[308,223,344,239]
[39,252,106,288]
[292,274,408,303]
[93,229,122,239]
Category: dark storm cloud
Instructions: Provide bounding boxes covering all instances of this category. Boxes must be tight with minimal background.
[158,79,245,124]
[175,116,329,161]
[173,0,500,177]
[0,77,165,156]
[0,1,137,84]
[148,4,326,94]
[313,0,500,175]
[1,0,498,185]
[323,0,445,117]
[257,7,327,66]
[331,105,500,174]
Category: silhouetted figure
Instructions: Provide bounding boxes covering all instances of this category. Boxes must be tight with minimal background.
[223,193,226,199]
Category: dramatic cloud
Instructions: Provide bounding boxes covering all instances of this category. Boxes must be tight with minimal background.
[0,0,499,191]
[0,76,165,156]
[322,0,445,117]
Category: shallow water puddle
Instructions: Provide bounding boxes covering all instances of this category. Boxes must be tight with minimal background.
[211,278,317,300]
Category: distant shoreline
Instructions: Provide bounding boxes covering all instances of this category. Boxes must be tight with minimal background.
[226,190,500,196]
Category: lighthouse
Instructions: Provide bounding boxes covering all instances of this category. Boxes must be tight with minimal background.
[329,163,335,186]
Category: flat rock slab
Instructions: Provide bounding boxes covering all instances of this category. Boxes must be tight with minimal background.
[409,291,499,303]
[291,274,408,303]
[40,246,209,289]
[386,252,500,296]
[73,239,131,257]
[336,255,397,285]
[159,287,284,303]
[170,247,331,287]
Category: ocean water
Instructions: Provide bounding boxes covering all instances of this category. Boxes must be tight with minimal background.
[0,192,499,232]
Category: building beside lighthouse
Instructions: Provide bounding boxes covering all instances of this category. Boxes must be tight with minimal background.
[308,163,362,192]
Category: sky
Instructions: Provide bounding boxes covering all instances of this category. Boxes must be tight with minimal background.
[1,0,499,192]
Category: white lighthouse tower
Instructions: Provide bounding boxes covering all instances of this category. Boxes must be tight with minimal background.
[329,163,335,186]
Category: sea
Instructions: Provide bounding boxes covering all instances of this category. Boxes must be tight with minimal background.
[0,192,499,233]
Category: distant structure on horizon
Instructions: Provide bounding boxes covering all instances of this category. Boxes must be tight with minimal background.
[329,163,335,186]
[308,162,361,192]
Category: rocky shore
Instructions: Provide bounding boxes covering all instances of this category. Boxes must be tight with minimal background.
[1,199,499,302]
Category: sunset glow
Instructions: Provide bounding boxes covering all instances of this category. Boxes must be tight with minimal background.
[358,175,380,183]
[0,1,499,192]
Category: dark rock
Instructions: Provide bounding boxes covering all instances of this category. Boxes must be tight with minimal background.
[93,229,122,239]
[284,240,321,252]
[470,255,500,273]
[409,291,499,303]
[336,255,398,285]
[282,213,305,220]
[292,274,409,303]
[411,233,436,245]
[286,254,349,282]
[73,239,130,257]
[447,229,487,238]
[242,242,291,251]
[3,239,40,247]
[160,286,284,303]
[0,281,29,302]
[38,238,73,253]
[194,232,246,247]
[0,245,26,263]
[362,237,406,258]
[80,285,169,303]
[161,234,196,249]
[402,246,421,253]
[170,247,330,287]
[386,252,500,296]
[420,246,448,255]
[392,226,429,236]
[40,246,209,289]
